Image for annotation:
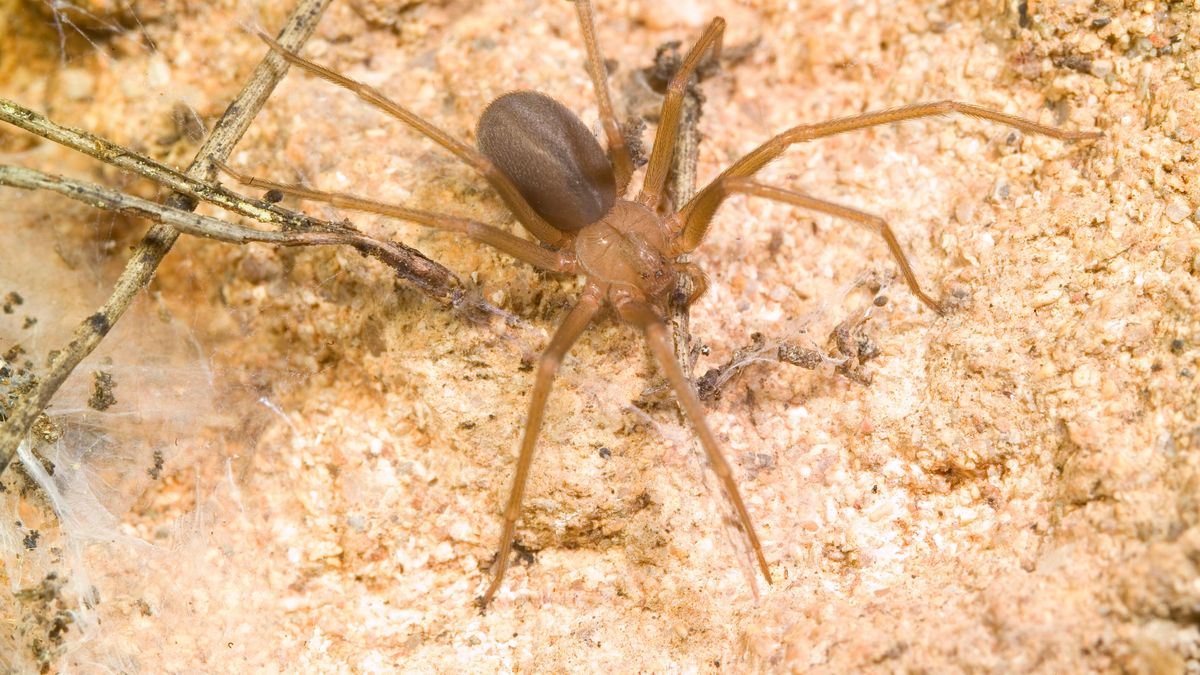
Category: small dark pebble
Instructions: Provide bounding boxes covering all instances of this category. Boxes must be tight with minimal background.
[598,447,612,459]
[1170,338,1184,354]
[747,452,775,470]
[696,369,721,401]
[31,414,61,444]
[1091,17,1111,28]
[873,295,888,307]
[512,540,536,566]
[3,291,24,314]
[264,189,284,203]
[1053,54,1093,74]
[148,449,164,480]
[88,371,117,411]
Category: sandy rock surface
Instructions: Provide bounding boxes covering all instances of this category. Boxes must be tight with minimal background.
[1,0,1198,672]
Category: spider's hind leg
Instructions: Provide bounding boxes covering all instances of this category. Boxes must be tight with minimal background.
[216,162,576,274]
[256,31,568,248]
[573,0,634,193]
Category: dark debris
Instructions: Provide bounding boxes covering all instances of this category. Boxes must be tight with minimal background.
[87,370,117,411]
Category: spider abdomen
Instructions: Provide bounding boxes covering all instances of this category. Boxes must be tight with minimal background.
[477,91,616,232]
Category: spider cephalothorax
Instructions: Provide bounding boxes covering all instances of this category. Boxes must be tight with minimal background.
[227,0,1100,607]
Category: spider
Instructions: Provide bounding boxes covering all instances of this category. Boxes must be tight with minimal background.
[223,0,1101,607]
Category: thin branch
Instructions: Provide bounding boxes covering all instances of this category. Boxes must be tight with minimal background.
[664,50,705,403]
[0,96,339,232]
[0,165,302,243]
[694,333,827,401]
[0,0,336,475]
[0,165,475,269]
[0,96,453,249]
[0,97,471,304]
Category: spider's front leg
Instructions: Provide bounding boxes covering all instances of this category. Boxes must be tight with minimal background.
[616,299,772,583]
[637,17,725,209]
[671,101,1102,311]
[478,286,602,608]
[681,177,945,314]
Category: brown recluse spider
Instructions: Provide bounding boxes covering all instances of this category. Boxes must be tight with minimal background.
[224,0,1101,607]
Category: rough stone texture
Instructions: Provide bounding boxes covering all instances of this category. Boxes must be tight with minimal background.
[1,0,1198,672]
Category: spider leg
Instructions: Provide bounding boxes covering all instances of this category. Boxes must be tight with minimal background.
[678,100,1102,252]
[257,32,569,248]
[573,0,634,194]
[617,299,773,584]
[637,17,725,209]
[673,262,710,307]
[480,288,602,607]
[217,162,576,273]
[688,177,944,314]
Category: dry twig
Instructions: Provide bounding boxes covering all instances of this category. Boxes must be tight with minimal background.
[0,165,486,269]
[0,0,338,475]
[0,100,468,304]
[665,51,705,377]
